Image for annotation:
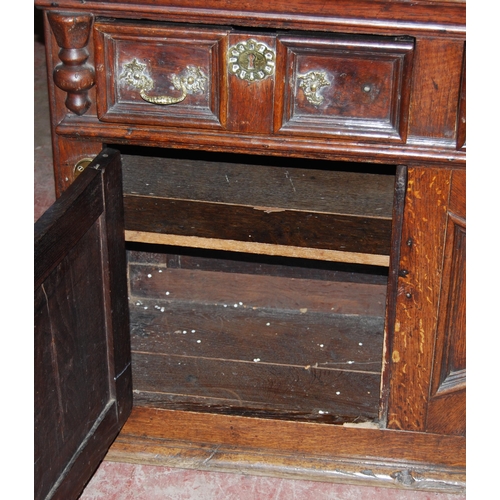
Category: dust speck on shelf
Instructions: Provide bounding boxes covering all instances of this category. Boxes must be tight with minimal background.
[253,358,261,362]
[147,274,152,278]
[166,291,170,295]
[266,322,271,326]
[336,391,341,395]
[197,339,202,343]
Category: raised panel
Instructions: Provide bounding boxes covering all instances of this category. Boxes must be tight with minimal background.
[94,21,229,129]
[426,170,465,436]
[276,34,414,141]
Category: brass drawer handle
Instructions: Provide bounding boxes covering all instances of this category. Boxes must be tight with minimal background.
[298,71,331,106]
[119,59,208,105]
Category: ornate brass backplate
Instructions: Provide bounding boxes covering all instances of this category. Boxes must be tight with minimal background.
[119,59,208,105]
[298,71,331,106]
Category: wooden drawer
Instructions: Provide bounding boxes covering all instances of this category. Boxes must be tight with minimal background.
[94,21,229,129]
[275,34,414,141]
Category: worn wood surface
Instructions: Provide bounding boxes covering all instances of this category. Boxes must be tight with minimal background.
[35,0,466,489]
[128,265,385,421]
[106,407,466,493]
[94,21,227,129]
[34,150,132,500]
[425,169,465,435]
[276,34,414,142]
[122,152,394,258]
[386,166,465,433]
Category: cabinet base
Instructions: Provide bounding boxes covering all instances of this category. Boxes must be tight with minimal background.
[106,407,465,494]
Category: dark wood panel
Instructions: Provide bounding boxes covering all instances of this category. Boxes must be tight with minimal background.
[121,153,395,217]
[94,21,228,128]
[122,153,394,255]
[128,266,387,317]
[161,247,389,284]
[128,263,385,421]
[34,149,132,500]
[132,352,381,419]
[129,299,384,370]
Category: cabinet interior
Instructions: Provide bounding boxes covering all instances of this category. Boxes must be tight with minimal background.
[113,146,400,425]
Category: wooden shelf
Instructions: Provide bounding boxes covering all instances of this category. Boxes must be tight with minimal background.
[122,153,395,266]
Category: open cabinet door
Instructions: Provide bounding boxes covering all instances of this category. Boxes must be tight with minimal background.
[35,149,132,500]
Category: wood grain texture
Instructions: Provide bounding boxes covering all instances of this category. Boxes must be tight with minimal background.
[106,407,465,492]
[386,167,453,432]
[407,37,464,143]
[128,266,387,317]
[128,266,385,420]
[35,0,466,37]
[121,152,394,257]
[277,34,414,142]
[94,21,227,129]
[426,169,465,435]
[35,150,132,500]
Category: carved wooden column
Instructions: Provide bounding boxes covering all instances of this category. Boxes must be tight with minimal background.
[48,12,95,115]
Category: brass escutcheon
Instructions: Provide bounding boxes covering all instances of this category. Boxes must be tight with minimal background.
[73,158,94,177]
[228,39,275,82]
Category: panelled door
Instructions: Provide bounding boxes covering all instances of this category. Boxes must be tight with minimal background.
[34,149,132,500]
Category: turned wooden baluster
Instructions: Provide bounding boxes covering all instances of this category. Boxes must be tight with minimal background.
[48,12,95,115]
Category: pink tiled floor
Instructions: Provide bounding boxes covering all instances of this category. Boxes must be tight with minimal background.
[35,17,465,500]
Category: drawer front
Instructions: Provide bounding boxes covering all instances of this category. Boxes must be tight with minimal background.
[94,22,229,129]
[275,35,414,142]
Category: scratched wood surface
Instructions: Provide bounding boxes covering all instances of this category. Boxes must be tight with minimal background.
[121,152,394,257]
[128,263,386,422]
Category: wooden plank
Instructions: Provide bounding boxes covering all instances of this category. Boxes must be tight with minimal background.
[34,149,132,500]
[122,153,394,258]
[128,265,385,421]
[125,231,391,266]
[105,407,466,493]
[131,353,381,419]
[128,266,387,316]
[121,153,395,219]
[158,246,389,284]
[129,300,384,370]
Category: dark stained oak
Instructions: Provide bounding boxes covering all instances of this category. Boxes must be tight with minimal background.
[34,150,132,500]
[35,0,466,493]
